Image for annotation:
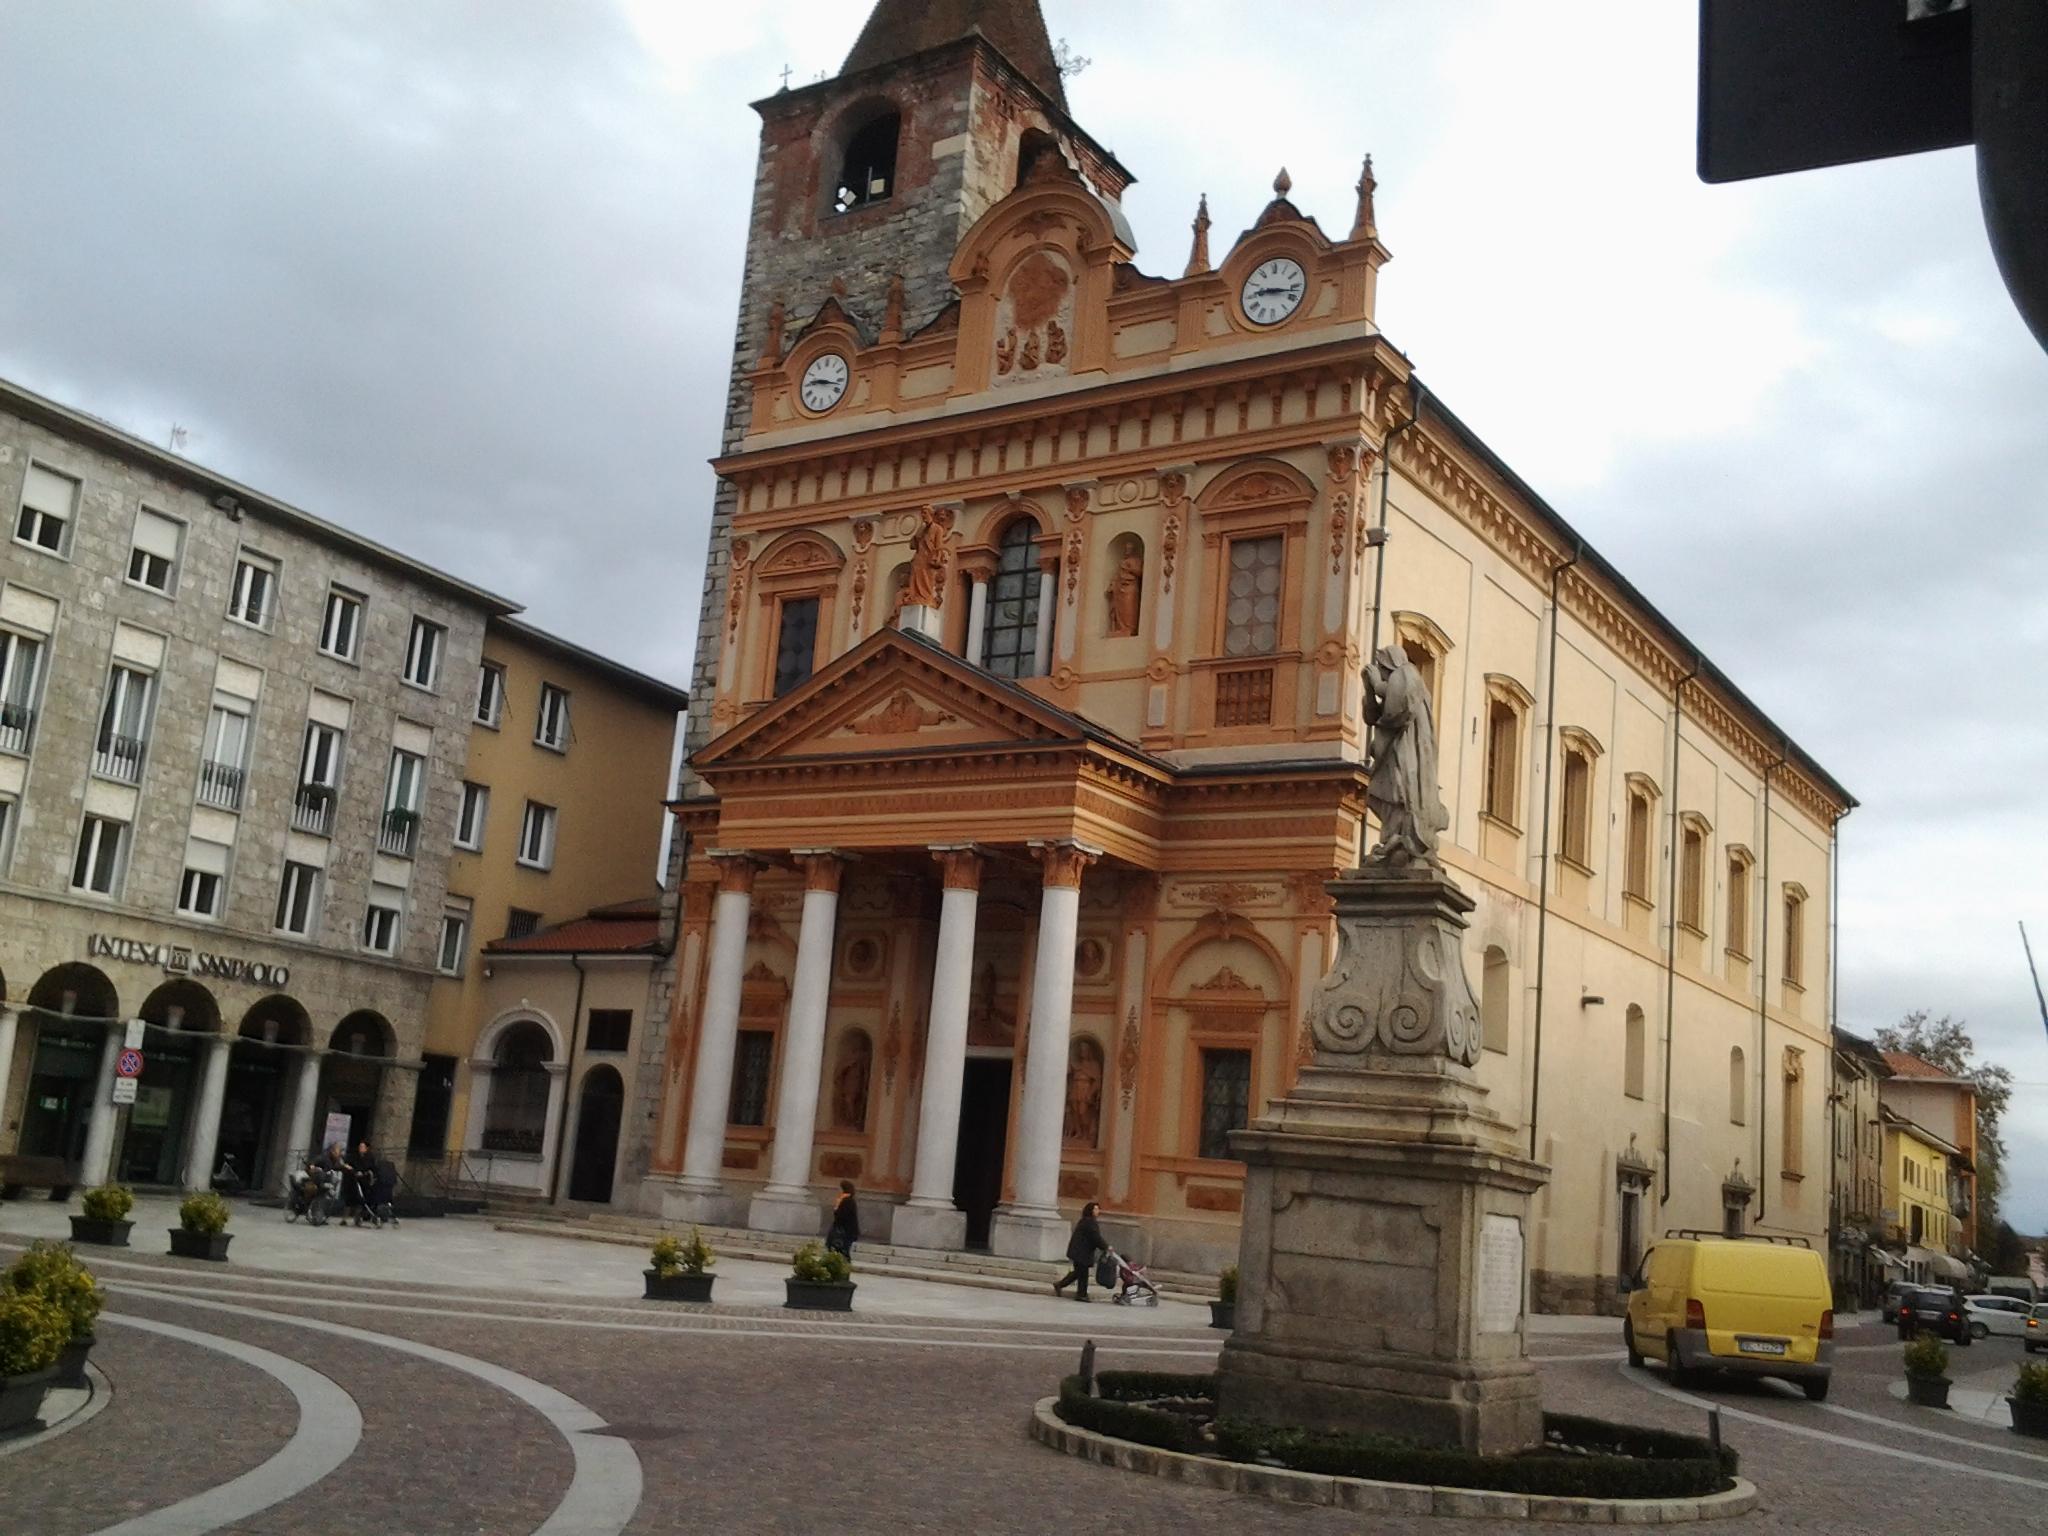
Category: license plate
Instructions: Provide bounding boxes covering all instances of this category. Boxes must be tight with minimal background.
[1737,1337,1787,1356]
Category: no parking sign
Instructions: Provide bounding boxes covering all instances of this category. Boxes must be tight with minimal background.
[116,1048,144,1078]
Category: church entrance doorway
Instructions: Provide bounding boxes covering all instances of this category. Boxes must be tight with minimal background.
[567,1066,624,1203]
[952,1057,1012,1249]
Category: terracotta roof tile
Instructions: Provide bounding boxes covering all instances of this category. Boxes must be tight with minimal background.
[1882,1050,1960,1080]
[487,915,659,956]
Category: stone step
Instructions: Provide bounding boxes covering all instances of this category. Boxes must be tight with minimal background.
[487,1209,1224,1304]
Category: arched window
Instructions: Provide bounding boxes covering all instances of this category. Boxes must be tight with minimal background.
[1480,946,1509,1055]
[1064,1036,1105,1147]
[830,1030,873,1132]
[1623,1005,1646,1100]
[1557,729,1602,871]
[1623,775,1659,904]
[983,521,1042,678]
[484,1021,554,1154]
[1103,532,1144,637]
[1729,1046,1747,1126]
[834,110,900,213]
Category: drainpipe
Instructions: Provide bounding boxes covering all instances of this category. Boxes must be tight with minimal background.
[1659,654,1701,1207]
[1366,378,1425,657]
[1528,539,1583,1162]
[1755,740,1788,1226]
[548,953,589,1204]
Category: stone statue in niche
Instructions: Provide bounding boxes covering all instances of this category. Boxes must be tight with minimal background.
[1064,1036,1104,1146]
[1361,644,1449,866]
[831,1032,873,1131]
[901,505,957,609]
[1104,550,1143,636]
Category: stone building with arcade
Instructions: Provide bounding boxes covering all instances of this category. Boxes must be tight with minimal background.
[632,1,1855,1304]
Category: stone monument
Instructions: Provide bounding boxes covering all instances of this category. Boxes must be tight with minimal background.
[1215,646,1550,1455]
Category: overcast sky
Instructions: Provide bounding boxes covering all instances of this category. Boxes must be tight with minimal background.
[4,2,2043,1229]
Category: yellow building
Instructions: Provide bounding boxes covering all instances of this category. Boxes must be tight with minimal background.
[409,616,685,1182]
[1881,1108,1966,1284]
[633,1,1854,1306]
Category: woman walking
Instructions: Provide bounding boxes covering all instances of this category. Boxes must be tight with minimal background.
[826,1179,861,1260]
[1052,1201,1106,1302]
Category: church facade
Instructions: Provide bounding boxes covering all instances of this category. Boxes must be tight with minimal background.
[629,2,1853,1307]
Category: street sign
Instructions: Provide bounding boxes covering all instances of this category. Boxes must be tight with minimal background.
[124,1019,146,1049]
[116,1048,144,1079]
[111,1077,138,1107]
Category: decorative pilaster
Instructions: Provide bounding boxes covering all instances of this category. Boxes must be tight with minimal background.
[991,840,1101,1260]
[750,851,850,1234]
[896,846,984,1252]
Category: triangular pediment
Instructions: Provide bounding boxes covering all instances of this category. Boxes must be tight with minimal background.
[694,628,1100,772]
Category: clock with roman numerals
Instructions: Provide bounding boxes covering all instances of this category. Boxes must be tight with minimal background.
[1240,257,1307,326]
[799,353,850,412]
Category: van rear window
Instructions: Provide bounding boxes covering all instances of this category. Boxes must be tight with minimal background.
[1692,1245,1825,1295]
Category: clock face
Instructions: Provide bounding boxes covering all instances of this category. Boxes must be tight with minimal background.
[799,353,849,412]
[1240,257,1308,326]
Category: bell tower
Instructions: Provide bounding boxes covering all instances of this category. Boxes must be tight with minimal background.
[680,0,1131,761]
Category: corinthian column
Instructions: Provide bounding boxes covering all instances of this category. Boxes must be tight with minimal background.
[749,851,847,1235]
[893,846,983,1253]
[991,840,1099,1260]
[674,852,762,1219]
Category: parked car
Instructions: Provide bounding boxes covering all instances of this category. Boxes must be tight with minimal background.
[1965,1294,2033,1340]
[1896,1285,1973,1345]
[1881,1279,1916,1324]
[1624,1233,1835,1401]
[1986,1276,2040,1304]
[2027,1303,2048,1354]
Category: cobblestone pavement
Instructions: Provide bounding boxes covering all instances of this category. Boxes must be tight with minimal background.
[3,1209,2044,1535]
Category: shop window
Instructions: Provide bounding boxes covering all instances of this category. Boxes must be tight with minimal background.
[834,109,900,213]
[586,1010,633,1053]
[728,1030,775,1126]
[983,520,1042,678]
[1197,1048,1252,1161]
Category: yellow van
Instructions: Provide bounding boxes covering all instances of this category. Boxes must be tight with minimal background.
[1624,1232,1835,1401]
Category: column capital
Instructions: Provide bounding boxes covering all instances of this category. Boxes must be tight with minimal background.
[930,845,986,892]
[1029,840,1102,890]
[707,850,766,895]
[790,849,853,894]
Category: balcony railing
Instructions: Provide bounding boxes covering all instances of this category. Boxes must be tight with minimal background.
[0,700,33,754]
[197,758,245,811]
[291,785,336,837]
[378,808,420,859]
[93,732,145,783]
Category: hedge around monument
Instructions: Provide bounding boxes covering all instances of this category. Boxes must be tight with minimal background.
[1055,1373,1737,1501]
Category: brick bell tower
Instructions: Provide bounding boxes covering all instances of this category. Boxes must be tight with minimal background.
[678,0,1132,767]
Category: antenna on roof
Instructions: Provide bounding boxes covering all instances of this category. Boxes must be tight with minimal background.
[2023,922,2048,1044]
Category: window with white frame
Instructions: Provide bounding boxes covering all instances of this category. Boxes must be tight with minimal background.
[14,463,78,555]
[0,629,46,755]
[517,800,556,870]
[319,586,364,662]
[535,683,571,751]
[381,748,425,857]
[198,697,252,811]
[362,882,405,955]
[275,861,321,935]
[437,904,470,974]
[403,617,444,689]
[455,781,489,850]
[71,815,127,896]
[127,508,184,593]
[177,839,231,920]
[228,551,278,629]
[474,661,505,727]
[94,664,154,783]
[0,795,17,874]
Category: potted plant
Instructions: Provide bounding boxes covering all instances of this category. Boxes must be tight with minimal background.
[2009,1361,2048,1439]
[785,1240,855,1311]
[1211,1265,1238,1330]
[169,1191,233,1261]
[71,1184,135,1247]
[6,1242,103,1389]
[1903,1333,1951,1408]
[0,1290,67,1435]
[644,1229,716,1303]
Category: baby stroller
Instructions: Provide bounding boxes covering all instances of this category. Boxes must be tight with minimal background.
[1099,1246,1161,1307]
[349,1158,399,1229]
[287,1160,339,1226]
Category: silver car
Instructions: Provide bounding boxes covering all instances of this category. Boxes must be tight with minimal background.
[1964,1294,2033,1340]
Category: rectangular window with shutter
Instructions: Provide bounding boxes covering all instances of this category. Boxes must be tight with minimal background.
[228,550,278,628]
[15,463,79,554]
[177,838,230,920]
[363,882,405,955]
[127,507,184,593]
[1680,825,1705,932]
[1560,749,1592,867]
[1483,700,1521,826]
[275,861,321,935]
[72,815,128,896]
[1727,854,1751,958]
[0,630,45,755]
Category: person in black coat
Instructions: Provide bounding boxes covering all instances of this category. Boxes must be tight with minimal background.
[826,1179,861,1259]
[1053,1201,1106,1302]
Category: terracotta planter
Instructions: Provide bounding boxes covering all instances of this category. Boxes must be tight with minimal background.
[69,1216,132,1247]
[1905,1373,1950,1409]
[1209,1300,1235,1330]
[2009,1395,2048,1438]
[785,1278,856,1312]
[0,1365,58,1435]
[644,1270,715,1304]
[53,1336,95,1390]
[168,1229,232,1262]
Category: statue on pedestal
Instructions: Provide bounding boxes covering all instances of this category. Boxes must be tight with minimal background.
[1361,645,1447,867]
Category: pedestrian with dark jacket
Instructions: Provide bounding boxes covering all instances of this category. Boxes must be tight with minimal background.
[826,1179,860,1259]
[1053,1201,1107,1302]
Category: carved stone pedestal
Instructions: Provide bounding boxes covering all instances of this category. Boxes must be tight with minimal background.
[1215,865,1550,1456]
